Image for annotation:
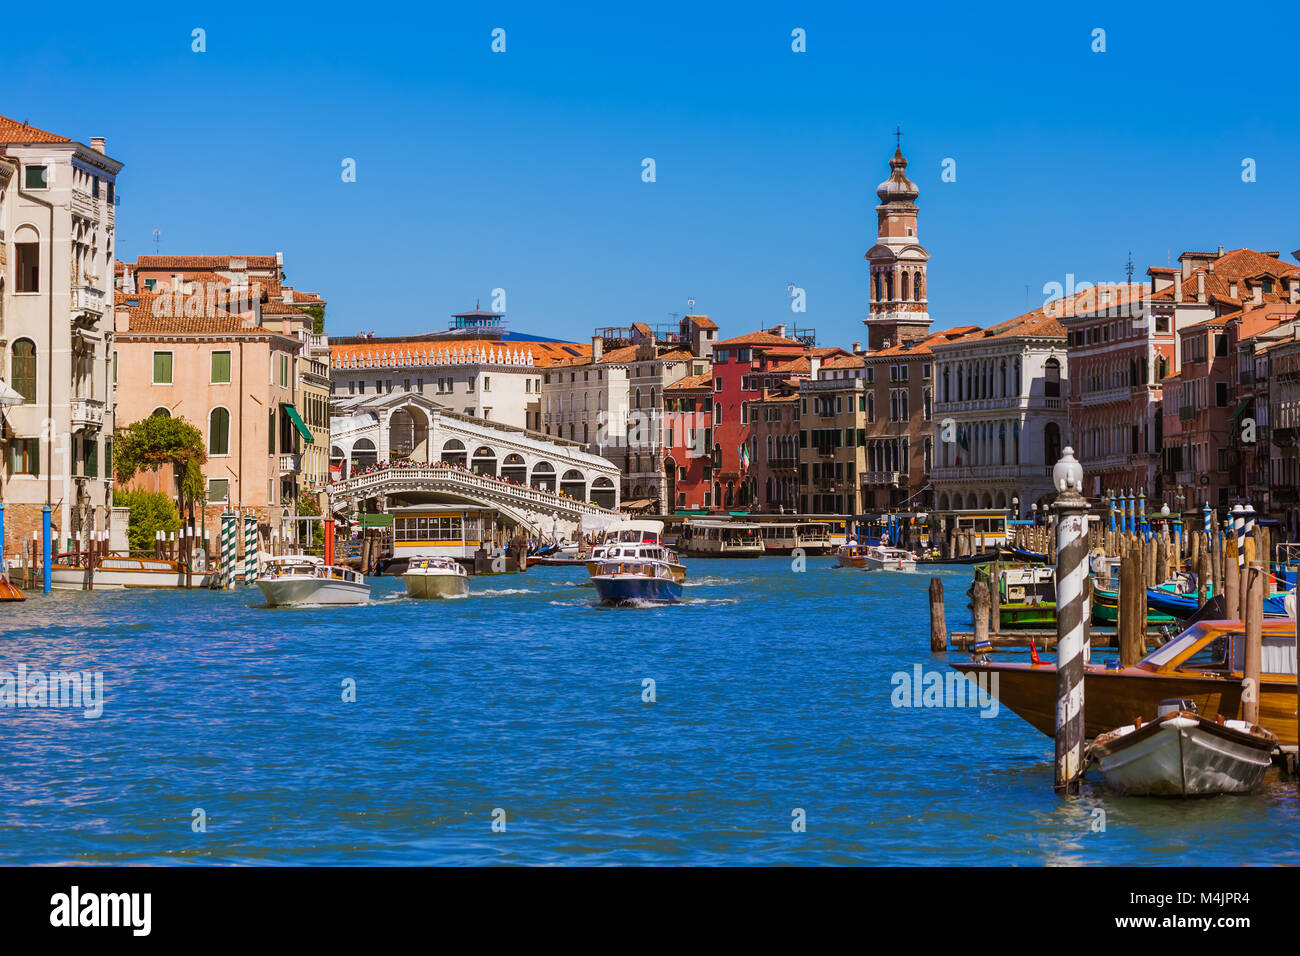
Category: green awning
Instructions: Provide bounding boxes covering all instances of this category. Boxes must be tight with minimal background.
[1230,398,1252,422]
[280,402,314,444]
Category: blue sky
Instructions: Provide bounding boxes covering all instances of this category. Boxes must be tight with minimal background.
[6,1,1299,345]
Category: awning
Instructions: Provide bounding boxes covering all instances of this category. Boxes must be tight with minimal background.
[1230,398,1252,422]
[621,499,655,510]
[280,402,314,444]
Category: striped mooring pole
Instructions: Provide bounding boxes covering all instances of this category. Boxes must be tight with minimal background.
[1203,502,1212,535]
[1233,503,1246,569]
[243,514,258,584]
[1052,446,1088,794]
[220,512,237,589]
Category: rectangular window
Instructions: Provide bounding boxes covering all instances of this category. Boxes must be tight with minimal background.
[1216,381,1228,407]
[211,350,232,384]
[9,438,39,475]
[24,165,47,189]
[207,479,230,503]
[153,351,174,384]
[15,242,39,292]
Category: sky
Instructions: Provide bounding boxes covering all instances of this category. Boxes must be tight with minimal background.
[5,1,1300,346]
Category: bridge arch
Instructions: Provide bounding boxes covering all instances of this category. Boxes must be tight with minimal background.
[471,445,498,477]
[440,438,466,467]
[560,468,586,500]
[387,405,429,461]
[530,460,555,492]
[352,438,377,471]
[591,476,616,509]
[501,453,526,485]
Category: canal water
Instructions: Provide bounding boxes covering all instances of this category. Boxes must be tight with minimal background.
[2,558,1296,865]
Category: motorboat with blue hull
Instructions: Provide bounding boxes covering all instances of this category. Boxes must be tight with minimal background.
[592,559,683,605]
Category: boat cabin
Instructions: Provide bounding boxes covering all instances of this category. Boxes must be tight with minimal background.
[390,505,499,559]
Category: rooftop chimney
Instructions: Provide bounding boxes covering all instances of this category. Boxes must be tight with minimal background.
[90,137,105,154]
[1217,245,1225,257]
[591,334,603,362]
[1196,271,1206,303]
[809,356,822,379]
[1174,277,1183,303]
[851,341,863,355]
[772,323,787,338]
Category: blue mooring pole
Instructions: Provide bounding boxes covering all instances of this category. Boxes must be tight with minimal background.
[41,505,52,594]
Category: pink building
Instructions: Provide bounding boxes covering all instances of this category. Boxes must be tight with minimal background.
[113,292,307,548]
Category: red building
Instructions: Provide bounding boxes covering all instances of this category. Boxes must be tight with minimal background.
[708,327,818,510]
[662,372,714,510]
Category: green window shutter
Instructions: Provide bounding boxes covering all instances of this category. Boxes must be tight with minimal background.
[153,352,173,384]
[211,351,231,383]
[209,407,230,455]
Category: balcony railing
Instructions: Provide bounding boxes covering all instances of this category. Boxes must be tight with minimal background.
[73,286,105,318]
[70,189,99,223]
[1077,386,1131,407]
[70,398,105,430]
[861,470,901,486]
[279,454,302,474]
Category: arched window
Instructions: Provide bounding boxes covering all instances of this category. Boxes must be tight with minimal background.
[1044,358,1061,398]
[152,406,172,418]
[209,407,231,455]
[11,338,36,403]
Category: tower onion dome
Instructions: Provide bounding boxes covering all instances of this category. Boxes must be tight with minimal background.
[877,147,919,203]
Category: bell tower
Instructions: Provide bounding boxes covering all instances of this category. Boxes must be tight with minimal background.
[864,132,932,350]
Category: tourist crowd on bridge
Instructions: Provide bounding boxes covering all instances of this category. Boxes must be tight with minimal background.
[340,458,589,502]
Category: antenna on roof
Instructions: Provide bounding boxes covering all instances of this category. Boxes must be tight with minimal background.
[152,228,161,253]
[1125,251,1136,284]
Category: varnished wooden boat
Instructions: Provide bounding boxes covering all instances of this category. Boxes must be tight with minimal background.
[952,619,1300,748]
[0,573,24,601]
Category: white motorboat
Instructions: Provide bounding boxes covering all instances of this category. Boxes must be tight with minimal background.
[1089,698,1277,796]
[403,556,469,598]
[863,546,917,572]
[256,555,370,607]
[50,553,213,590]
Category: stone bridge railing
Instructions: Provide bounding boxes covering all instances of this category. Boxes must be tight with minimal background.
[328,465,616,524]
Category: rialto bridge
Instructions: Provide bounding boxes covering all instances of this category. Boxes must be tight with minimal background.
[327,391,620,536]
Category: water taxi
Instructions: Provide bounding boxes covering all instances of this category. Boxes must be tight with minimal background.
[49,552,212,590]
[256,555,370,607]
[591,558,683,605]
[835,542,869,568]
[585,519,686,582]
[1089,698,1276,796]
[677,520,764,558]
[953,619,1300,747]
[863,546,918,572]
[403,556,470,598]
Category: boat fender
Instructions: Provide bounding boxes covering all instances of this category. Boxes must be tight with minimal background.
[1029,641,1043,666]
[1216,714,1225,725]
[1134,716,1142,729]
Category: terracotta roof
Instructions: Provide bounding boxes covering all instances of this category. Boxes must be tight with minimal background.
[665,372,713,391]
[714,330,805,348]
[766,356,812,374]
[685,314,717,330]
[133,255,281,271]
[0,115,71,144]
[821,354,866,370]
[115,293,274,336]
[331,338,586,369]
[1149,249,1300,303]
[869,327,979,357]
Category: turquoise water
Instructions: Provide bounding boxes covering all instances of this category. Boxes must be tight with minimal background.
[2,558,1296,865]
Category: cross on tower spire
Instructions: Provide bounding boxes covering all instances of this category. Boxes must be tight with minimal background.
[895,125,903,148]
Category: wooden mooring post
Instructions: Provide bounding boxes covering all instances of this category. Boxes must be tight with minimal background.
[971,580,990,649]
[1244,561,1264,726]
[929,577,946,652]
[1224,534,1240,620]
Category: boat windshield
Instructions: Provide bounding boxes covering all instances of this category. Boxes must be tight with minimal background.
[1140,625,1209,668]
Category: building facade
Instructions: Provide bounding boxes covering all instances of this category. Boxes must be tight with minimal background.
[0,116,122,553]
